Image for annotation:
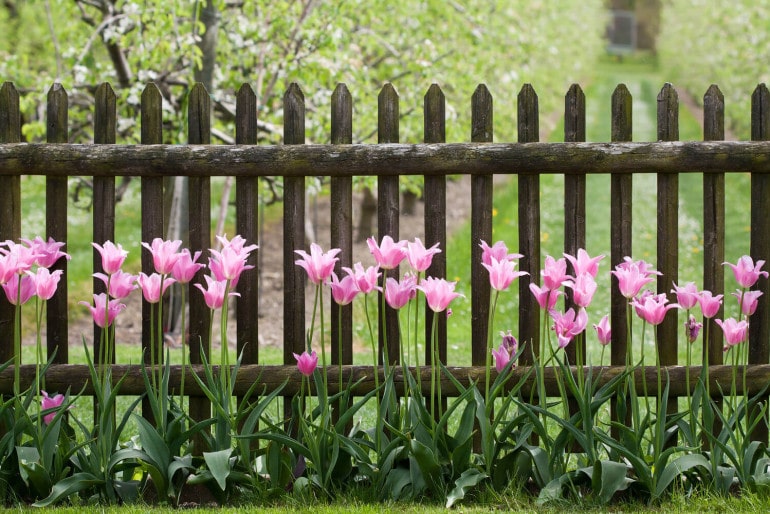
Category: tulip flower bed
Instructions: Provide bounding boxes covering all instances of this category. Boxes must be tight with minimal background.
[1,233,769,509]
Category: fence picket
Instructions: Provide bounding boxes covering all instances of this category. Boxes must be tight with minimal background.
[235,83,259,365]
[330,83,353,370]
[470,84,493,367]
[46,84,69,363]
[187,82,212,449]
[92,83,117,363]
[656,83,680,366]
[517,84,540,366]
[0,82,20,362]
[424,84,448,368]
[377,83,400,367]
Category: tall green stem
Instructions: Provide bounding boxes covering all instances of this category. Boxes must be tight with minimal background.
[485,291,499,403]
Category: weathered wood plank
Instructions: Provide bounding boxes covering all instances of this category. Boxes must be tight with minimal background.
[564,84,586,367]
[187,83,212,451]
[610,84,633,436]
[517,84,540,366]
[377,83,400,367]
[0,82,20,362]
[703,85,725,367]
[235,83,259,365]
[470,84,493,367]
[424,84,447,368]
[46,84,68,363]
[92,83,117,364]
[0,363,762,398]
[656,84,680,374]
[330,84,353,372]
[2,140,770,177]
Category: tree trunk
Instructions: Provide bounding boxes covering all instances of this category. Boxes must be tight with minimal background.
[356,186,377,241]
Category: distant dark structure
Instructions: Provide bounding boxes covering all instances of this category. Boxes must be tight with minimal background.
[606,0,660,54]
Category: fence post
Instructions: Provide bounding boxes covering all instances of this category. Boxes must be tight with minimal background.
[517,84,540,366]
[140,83,164,423]
[377,84,400,369]
[0,82,21,363]
[92,82,117,366]
[470,84,493,368]
[283,83,306,421]
[656,83,680,422]
[46,84,69,363]
[187,82,212,452]
[610,84,633,436]
[330,83,353,418]
[235,83,260,367]
[750,83,770,442]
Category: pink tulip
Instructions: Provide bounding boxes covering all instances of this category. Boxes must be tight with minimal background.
[593,314,611,346]
[80,293,126,328]
[491,344,511,373]
[685,314,702,343]
[716,317,748,350]
[327,271,359,305]
[216,234,258,255]
[479,240,522,266]
[26,268,62,301]
[2,275,36,305]
[733,289,763,316]
[0,241,39,278]
[417,277,464,313]
[564,272,597,308]
[138,272,176,304]
[366,235,407,270]
[724,255,768,289]
[41,391,65,424]
[92,241,128,275]
[671,282,700,310]
[0,254,17,285]
[529,283,562,310]
[550,307,588,348]
[631,292,680,325]
[405,238,441,273]
[194,275,239,310]
[141,238,182,275]
[294,350,318,377]
[294,243,341,285]
[500,329,518,354]
[343,263,381,294]
[482,256,528,292]
[564,249,604,278]
[384,274,417,310]
[94,270,137,299]
[21,236,70,268]
[698,290,723,319]
[210,245,254,286]
[611,259,657,299]
[172,249,205,284]
[541,255,571,290]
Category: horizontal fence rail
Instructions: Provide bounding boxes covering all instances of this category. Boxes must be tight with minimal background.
[1,78,770,417]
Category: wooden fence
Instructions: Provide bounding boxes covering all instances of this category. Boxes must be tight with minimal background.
[2,79,770,409]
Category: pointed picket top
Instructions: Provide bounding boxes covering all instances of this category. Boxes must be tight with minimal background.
[657,82,679,141]
[565,83,586,143]
[611,84,632,142]
[94,83,116,144]
[47,83,68,143]
[424,83,445,144]
[141,83,163,144]
[703,84,724,141]
[236,83,258,145]
[188,82,211,144]
[331,83,352,145]
[751,83,769,141]
[0,82,20,143]
[283,82,305,145]
[378,83,399,143]
[471,84,493,143]
[517,83,539,143]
